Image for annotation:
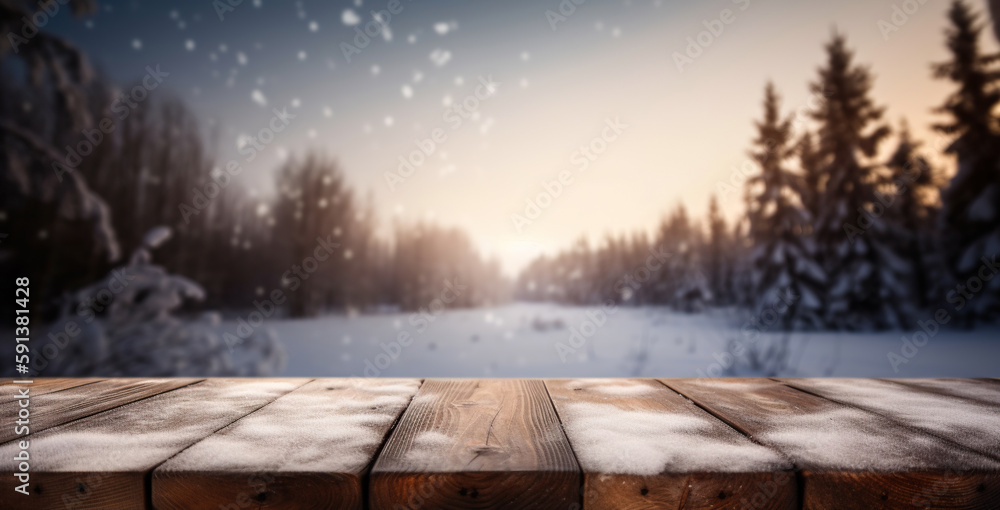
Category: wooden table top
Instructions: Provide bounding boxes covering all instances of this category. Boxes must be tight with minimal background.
[2,377,999,509]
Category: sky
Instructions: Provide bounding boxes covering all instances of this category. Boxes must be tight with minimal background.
[43,0,1000,275]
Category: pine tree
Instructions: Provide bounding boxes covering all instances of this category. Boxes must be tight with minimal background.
[933,1,1000,322]
[990,0,1000,43]
[705,195,733,305]
[796,132,824,227]
[746,83,825,329]
[810,34,909,329]
[884,122,942,310]
[654,206,710,311]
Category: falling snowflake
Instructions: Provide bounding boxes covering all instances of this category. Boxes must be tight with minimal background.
[371,64,380,75]
[401,84,413,99]
[342,9,361,25]
[132,39,142,50]
[480,117,495,134]
[521,51,530,61]
[407,34,417,44]
[291,98,301,108]
[297,50,307,60]
[442,94,453,107]
[308,20,319,32]
[384,116,394,127]
[429,48,451,67]
[413,71,424,83]
[454,76,464,86]
[322,106,333,118]
[251,89,267,106]
[434,21,457,35]
[185,39,196,51]
[236,52,248,65]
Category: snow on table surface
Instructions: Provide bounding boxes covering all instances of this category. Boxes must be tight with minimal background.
[0,379,302,472]
[243,302,1000,378]
[547,379,791,475]
[666,378,1000,472]
[783,378,1000,458]
[157,378,420,473]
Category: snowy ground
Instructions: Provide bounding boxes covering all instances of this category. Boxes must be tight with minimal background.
[236,302,1000,378]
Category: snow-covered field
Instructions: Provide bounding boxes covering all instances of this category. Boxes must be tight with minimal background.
[243,302,1000,378]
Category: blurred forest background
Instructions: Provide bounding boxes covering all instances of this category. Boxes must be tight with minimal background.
[1,0,999,375]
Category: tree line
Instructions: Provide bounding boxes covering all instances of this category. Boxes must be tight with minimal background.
[2,1,998,331]
[0,0,507,321]
[516,1,1000,330]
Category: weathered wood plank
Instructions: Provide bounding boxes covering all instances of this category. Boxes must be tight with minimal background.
[152,378,421,510]
[883,378,1000,407]
[370,379,579,510]
[664,378,1000,510]
[546,379,795,510]
[1,378,101,396]
[0,378,200,444]
[782,378,1000,461]
[0,378,305,510]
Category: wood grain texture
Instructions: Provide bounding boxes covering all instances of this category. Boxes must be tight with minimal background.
[0,378,200,444]
[664,378,1000,510]
[1,377,101,396]
[152,378,421,510]
[0,378,304,510]
[546,379,796,510]
[883,378,1000,407]
[781,378,1000,461]
[370,379,580,510]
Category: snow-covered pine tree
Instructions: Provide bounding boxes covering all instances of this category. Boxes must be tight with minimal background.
[990,0,1000,43]
[746,83,825,329]
[705,195,734,305]
[654,206,711,311]
[796,132,824,227]
[40,227,286,376]
[810,34,911,330]
[884,122,942,310]
[933,1,1000,322]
